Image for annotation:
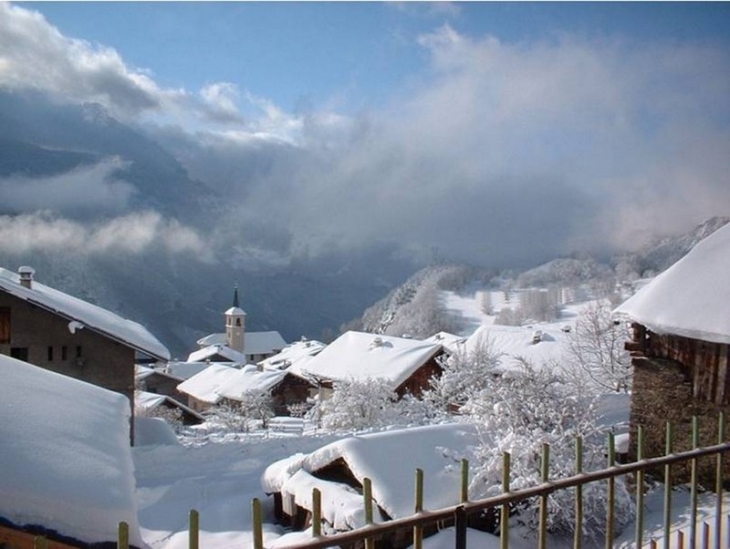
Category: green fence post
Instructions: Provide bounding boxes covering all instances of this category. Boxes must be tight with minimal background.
[574,436,583,549]
[664,421,673,549]
[189,509,199,549]
[538,442,550,549]
[118,521,129,549]
[413,468,424,549]
[715,412,725,549]
[252,498,264,549]
[635,425,645,549]
[461,458,469,504]
[690,416,699,549]
[501,452,511,549]
[364,477,375,549]
[606,431,616,549]
[313,488,322,537]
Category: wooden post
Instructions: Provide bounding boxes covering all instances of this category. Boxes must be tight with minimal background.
[636,425,645,549]
[118,522,129,549]
[460,458,469,503]
[413,469,424,549]
[690,417,699,549]
[501,452,510,549]
[538,443,550,549]
[252,498,263,549]
[574,436,583,549]
[715,412,725,549]
[664,421,673,549]
[313,488,322,537]
[364,477,374,549]
[606,432,616,549]
[454,505,467,549]
[189,509,199,549]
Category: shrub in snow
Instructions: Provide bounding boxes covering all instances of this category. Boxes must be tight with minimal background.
[461,359,634,540]
[566,300,632,393]
[308,378,400,432]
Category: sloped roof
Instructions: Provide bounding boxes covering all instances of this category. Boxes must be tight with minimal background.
[0,354,142,546]
[0,267,169,361]
[176,363,287,404]
[262,423,481,527]
[423,331,467,354]
[187,344,245,363]
[165,361,213,380]
[195,331,286,356]
[614,223,730,345]
[299,331,443,389]
[135,390,205,422]
[259,339,326,371]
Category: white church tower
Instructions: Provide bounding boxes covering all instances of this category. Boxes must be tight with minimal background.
[225,286,246,353]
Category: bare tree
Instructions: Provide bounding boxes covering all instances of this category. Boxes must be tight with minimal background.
[566,301,632,392]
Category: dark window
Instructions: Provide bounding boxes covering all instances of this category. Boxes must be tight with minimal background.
[47,346,53,361]
[0,307,10,344]
[61,346,67,360]
[76,346,82,358]
[10,347,28,361]
[236,318,242,327]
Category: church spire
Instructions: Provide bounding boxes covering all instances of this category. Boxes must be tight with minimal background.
[233,284,240,308]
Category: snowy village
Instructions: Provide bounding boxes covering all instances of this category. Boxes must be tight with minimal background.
[2,218,730,549]
[2,3,730,549]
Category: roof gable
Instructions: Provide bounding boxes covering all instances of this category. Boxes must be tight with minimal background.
[614,223,730,345]
[0,267,169,360]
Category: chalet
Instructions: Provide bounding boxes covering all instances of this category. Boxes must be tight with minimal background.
[136,365,186,400]
[614,222,730,484]
[0,266,169,437]
[262,423,481,548]
[177,362,315,415]
[135,390,205,426]
[298,331,444,399]
[0,354,143,547]
[195,287,286,363]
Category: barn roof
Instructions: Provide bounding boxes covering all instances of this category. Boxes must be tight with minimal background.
[614,223,730,345]
[0,267,169,361]
[0,354,142,546]
[262,423,481,528]
[195,331,286,356]
[176,363,287,405]
[187,344,245,363]
[299,331,443,389]
[258,338,326,372]
[423,331,467,354]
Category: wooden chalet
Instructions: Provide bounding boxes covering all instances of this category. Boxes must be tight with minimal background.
[615,222,730,484]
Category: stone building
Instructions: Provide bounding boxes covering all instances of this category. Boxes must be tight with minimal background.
[614,223,730,484]
[0,266,170,440]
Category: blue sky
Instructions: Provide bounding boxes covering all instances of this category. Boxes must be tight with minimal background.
[2,2,730,266]
[25,2,730,113]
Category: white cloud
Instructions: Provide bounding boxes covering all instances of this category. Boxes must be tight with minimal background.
[199,82,244,123]
[0,211,210,257]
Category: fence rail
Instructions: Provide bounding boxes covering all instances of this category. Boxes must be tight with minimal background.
[23,414,730,549]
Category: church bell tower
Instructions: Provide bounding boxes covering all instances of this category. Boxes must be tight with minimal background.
[225,285,246,353]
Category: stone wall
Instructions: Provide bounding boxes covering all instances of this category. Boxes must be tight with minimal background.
[629,355,730,487]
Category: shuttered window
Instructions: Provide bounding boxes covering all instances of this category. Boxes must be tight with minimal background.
[0,307,9,344]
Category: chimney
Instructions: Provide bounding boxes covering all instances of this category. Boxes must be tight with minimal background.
[18,266,35,289]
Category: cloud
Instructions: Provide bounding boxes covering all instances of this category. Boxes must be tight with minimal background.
[0,158,136,216]
[0,211,210,257]
[199,82,244,123]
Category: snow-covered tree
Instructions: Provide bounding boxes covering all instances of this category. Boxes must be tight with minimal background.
[308,378,399,432]
[566,301,632,393]
[423,335,502,413]
[460,359,633,541]
[239,391,275,429]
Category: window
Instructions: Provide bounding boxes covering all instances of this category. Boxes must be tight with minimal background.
[0,307,10,344]
[236,318,242,327]
[10,347,28,362]
[76,346,82,358]
[61,346,67,360]
[47,346,53,361]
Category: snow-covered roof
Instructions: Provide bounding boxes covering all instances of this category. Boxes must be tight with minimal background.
[614,223,730,345]
[262,423,480,528]
[176,363,287,404]
[259,339,326,371]
[423,331,467,354]
[135,390,205,421]
[177,363,244,404]
[464,324,568,372]
[188,344,245,363]
[225,306,246,316]
[195,331,287,356]
[0,354,142,546]
[165,361,212,380]
[299,331,443,389]
[0,267,169,361]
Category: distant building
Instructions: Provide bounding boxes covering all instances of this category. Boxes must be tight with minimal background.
[0,266,169,441]
[195,287,286,363]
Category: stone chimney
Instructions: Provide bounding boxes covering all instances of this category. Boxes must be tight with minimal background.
[18,266,35,289]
